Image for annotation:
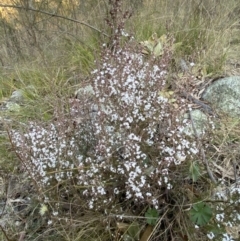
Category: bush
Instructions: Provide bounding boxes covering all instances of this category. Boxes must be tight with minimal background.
[9,18,201,238]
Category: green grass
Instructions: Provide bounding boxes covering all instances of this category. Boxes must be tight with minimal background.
[131,0,239,73]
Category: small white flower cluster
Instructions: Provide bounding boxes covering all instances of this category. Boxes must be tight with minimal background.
[207,232,234,241]
[11,122,80,187]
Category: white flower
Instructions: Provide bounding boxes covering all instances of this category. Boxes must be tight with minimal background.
[207,232,215,240]
[222,233,234,241]
[47,220,53,225]
[52,211,58,216]
[216,213,224,222]
[114,188,119,194]
[89,201,94,209]
[97,186,106,195]
[175,152,186,163]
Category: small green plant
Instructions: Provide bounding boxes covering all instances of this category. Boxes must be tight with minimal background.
[189,202,212,226]
[189,161,201,182]
[140,33,167,57]
[145,208,159,226]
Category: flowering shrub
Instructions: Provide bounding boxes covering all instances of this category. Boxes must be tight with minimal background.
[10,35,200,214]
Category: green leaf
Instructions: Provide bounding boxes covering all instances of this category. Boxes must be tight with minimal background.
[140,33,170,57]
[153,42,163,56]
[189,161,201,182]
[122,234,134,241]
[127,222,140,240]
[142,41,154,53]
[189,202,212,226]
[145,208,159,226]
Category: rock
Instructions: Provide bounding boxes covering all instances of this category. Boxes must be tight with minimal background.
[179,58,189,72]
[6,102,21,112]
[202,76,240,117]
[9,89,24,103]
[75,84,94,99]
[183,109,209,136]
[1,89,25,112]
[0,89,24,112]
[4,86,38,112]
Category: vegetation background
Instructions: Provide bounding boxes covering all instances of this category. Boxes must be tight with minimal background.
[0,0,240,240]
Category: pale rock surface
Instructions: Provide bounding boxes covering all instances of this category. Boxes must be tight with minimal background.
[202,76,240,117]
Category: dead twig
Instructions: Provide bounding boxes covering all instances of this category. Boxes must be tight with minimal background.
[180,90,214,115]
